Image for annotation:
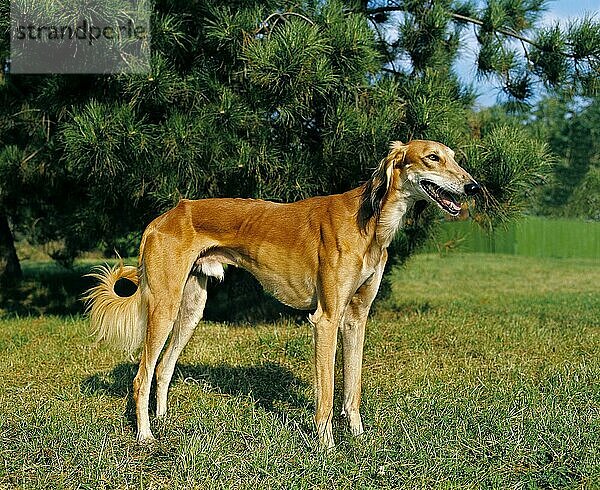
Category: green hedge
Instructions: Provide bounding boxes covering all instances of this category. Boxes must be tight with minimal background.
[427,217,600,258]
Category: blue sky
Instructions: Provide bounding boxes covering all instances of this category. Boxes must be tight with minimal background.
[454,0,600,106]
[542,0,599,22]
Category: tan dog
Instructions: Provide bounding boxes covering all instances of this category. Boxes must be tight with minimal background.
[85,140,480,448]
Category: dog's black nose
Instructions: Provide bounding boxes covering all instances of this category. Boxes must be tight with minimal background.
[464,182,481,196]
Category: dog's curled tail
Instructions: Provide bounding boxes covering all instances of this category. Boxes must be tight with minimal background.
[83,261,148,359]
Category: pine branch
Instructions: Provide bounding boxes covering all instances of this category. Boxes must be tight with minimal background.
[256,11,315,36]
[451,12,568,56]
[368,16,398,73]
[363,6,571,57]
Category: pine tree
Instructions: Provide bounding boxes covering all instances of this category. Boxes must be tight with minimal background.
[365,0,600,101]
[530,96,600,219]
[1,0,598,284]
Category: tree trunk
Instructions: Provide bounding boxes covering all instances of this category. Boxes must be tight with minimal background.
[0,212,22,284]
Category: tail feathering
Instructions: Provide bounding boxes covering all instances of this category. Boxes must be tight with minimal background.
[83,262,147,360]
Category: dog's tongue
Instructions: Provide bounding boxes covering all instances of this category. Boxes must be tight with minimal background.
[443,198,461,213]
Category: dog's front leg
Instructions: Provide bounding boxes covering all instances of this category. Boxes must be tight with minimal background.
[340,300,366,437]
[311,307,339,450]
[310,257,364,448]
[340,253,386,438]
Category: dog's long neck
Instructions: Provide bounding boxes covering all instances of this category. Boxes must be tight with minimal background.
[375,188,415,248]
[357,181,416,249]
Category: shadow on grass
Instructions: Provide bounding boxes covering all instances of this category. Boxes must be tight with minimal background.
[174,362,309,411]
[81,361,310,429]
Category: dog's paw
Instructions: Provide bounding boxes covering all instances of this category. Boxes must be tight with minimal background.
[136,430,156,445]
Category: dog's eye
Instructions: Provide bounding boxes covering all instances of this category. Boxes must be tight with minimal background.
[428,154,440,162]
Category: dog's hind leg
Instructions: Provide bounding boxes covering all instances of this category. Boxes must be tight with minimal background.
[133,297,178,443]
[133,252,190,443]
[155,273,208,419]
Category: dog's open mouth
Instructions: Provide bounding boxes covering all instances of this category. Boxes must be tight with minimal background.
[420,180,462,216]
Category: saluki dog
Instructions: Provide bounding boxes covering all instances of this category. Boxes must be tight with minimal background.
[85,139,480,448]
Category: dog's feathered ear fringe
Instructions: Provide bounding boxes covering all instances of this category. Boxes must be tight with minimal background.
[359,141,407,229]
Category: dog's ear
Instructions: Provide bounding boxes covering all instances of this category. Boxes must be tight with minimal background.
[388,141,408,168]
[371,141,408,205]
[359,141,407,228]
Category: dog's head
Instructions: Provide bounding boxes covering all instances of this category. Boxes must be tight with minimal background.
[365,140,480,219]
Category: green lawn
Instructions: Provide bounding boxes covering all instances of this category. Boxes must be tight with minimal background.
[1,254,599,489]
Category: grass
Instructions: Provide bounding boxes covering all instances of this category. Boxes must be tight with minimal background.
[1,253,599,489]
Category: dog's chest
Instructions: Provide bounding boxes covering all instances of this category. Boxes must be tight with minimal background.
[356,247,384,284]
[357,264,376,288]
